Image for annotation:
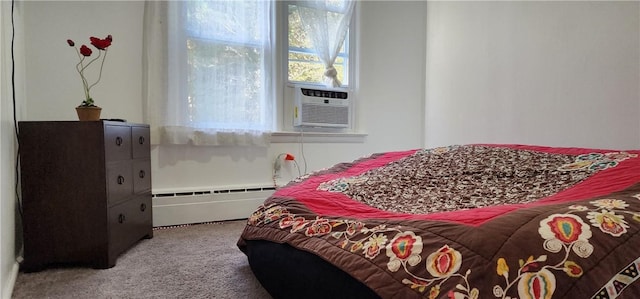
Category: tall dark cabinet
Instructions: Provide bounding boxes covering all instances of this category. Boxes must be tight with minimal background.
[18,121,153,272]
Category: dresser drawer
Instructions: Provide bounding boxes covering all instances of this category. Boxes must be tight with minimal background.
[108,197,152,258]
[105,125,132,161]
[133,159,151,193]
[106,161,133,206]
[132,126,150,159]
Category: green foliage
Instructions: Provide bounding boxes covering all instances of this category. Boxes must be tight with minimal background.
[187,39,263,124]
[287,4,348,85]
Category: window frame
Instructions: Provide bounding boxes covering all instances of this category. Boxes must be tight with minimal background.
[276,1,358,133]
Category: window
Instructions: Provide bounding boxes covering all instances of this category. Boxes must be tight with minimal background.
[185,2,271,129]
[174,0,273,131]
[143,1,356,146]
[287,2,351,86]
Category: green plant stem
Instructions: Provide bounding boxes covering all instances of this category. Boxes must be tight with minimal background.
[73,47,90,101]
[75,47,108,105]
[88,49,108,91]
[75,56,90,102]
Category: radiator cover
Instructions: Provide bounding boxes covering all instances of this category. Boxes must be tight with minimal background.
[152,186,275,227]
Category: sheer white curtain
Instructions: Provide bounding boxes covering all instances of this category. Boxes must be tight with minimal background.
[143,1,274,146]
[295,0,355,88]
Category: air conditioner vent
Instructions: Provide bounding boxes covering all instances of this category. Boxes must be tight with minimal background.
[300,88,349,99]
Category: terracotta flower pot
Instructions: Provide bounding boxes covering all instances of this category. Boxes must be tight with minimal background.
[76,106,102,121]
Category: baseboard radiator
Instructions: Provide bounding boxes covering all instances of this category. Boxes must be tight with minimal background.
[151,186,275,227]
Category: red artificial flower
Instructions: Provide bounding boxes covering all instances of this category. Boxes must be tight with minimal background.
[79,45,92,57]
[68,34,114,107]
[90,36,112,50]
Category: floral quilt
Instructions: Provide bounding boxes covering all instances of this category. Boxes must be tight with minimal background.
[238,144,640,299]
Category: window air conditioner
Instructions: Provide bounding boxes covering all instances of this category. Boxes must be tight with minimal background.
[293,86,351,128]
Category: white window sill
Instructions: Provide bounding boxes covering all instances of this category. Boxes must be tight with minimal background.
[271,131,367,143]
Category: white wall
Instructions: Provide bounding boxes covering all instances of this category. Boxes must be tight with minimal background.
[426,1,640,150]
[19,2,425,197]
[1,1,23,298]
[22,1,144,123]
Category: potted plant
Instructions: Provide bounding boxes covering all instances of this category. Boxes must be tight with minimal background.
[67,35,113,121]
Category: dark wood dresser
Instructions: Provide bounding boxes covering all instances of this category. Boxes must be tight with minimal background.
[18,121,153,272]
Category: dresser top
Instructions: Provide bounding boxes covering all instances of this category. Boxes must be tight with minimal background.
[18,120,149,127]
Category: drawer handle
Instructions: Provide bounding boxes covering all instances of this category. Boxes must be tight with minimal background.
[140,203,147,212]
[139,136,145,145]
[118,214,125,224]
[117,175,125,184]
[115,136,123,146]
[139,170,145,178]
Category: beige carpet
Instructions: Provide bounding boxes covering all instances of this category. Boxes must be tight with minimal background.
[11,220,272,299]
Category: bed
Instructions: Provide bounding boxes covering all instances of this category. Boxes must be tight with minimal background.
[237,144,640,299]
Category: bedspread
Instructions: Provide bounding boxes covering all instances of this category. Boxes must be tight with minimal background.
[239,144,640,299]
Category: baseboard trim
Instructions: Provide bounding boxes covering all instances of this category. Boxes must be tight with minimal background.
[2,261,19,299]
